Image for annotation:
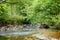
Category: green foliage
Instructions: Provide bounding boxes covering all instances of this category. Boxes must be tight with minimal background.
[24,0,60,25]
[0,0,60,28]
[0,4,9,26]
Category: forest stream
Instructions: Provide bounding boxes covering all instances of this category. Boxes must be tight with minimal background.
[0,29,60,40]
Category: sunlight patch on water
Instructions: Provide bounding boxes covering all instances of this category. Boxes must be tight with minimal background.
[0,31,36,36]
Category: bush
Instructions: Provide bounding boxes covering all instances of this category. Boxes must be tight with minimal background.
[0,0,60,29]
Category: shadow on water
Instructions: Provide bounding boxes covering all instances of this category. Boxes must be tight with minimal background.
[0,36,8,40]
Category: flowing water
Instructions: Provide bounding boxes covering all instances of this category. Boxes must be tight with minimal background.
[0,29,60,40]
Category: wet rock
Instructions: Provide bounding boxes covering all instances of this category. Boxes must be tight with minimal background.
[50,38,58,40]
[0,27,6,31]
[23,24,27,28]
[32,34,59,40]
[40,24,49,29]
[55,24,60,30]
[32,34,50,40]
